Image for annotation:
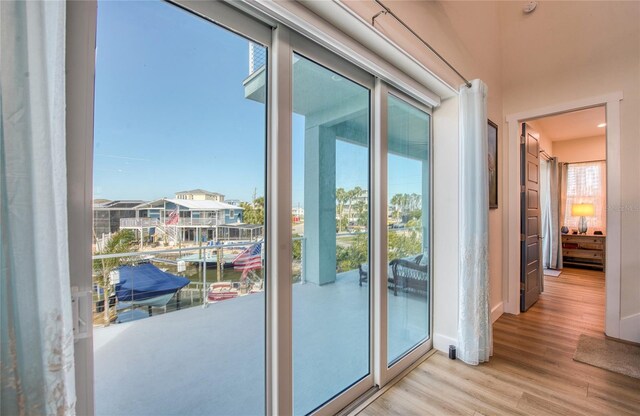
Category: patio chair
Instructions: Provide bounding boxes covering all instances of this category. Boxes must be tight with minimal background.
[359,263,397,289]
[358,264,368,286]
[390,258,429,296]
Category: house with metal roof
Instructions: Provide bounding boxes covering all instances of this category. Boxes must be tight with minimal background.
[174,189,225,202]
[119,197,262,246]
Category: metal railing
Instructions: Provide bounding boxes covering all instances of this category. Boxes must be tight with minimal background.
[95,232,114,252]
[120,218,160,228]
[176,217,222,227]
[249,42,266,75]
[120,217,222,228]
[92,228,425,323]
[93,242,264,313]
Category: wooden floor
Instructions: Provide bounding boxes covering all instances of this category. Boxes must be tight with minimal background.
[360,268,640,415]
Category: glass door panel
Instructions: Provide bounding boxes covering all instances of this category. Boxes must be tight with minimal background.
[386,94,431,366]
[291,53,371,415]
[92,2,267,414]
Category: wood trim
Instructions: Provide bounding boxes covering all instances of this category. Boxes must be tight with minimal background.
[504,93,623,342]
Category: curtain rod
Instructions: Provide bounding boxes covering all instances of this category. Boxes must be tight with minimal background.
[565,159,606,165]
[539,149,553,160]
[371,0,472,88]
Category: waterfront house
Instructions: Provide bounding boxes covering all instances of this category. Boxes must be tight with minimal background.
[175,188,225,202]
[93,199,146,236]
[119,197,262,245]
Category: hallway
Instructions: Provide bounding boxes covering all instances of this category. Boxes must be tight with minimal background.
[361,269,640,415]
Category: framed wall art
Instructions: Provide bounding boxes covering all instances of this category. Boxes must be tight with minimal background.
[488,119,498,209]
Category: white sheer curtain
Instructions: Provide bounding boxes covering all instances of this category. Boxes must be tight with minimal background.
[458,80,491,365]
[563,161,607,233]
[559,162,568,269]
[541,158,562,270]
[1,1,76,414]
[540,160,551,267]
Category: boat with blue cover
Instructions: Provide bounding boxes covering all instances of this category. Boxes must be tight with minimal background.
[115,262,190,308]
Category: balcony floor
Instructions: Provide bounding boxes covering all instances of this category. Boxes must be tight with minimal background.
[94,270,429,415]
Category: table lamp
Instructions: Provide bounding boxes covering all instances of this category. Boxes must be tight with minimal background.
[571,203,595,234]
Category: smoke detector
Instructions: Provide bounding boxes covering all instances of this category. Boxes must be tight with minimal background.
[523,1,537,14]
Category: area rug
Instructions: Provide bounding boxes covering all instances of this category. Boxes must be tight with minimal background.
[573,334,640,379]
[544,269,562,277]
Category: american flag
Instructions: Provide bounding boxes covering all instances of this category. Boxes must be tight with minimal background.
[165,208,179,225]
[233,244,262,276]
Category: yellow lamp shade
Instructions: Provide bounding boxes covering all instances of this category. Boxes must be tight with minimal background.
[571,203,595,217]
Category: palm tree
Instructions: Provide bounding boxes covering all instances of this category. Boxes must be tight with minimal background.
[240,196,265,225]
[345,189,355,227]
[336,187,347,232]
[390,193,402,221]
[93,229,136,326]
[410,193,420,211]
[347,187,364,228]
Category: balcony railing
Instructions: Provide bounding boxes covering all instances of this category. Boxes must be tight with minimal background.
[175,217,222,227]
[120,218,160,228]
[92,229,419,315]
[92,231,429,416]
[120,217,222,228]
[249,42,266,75]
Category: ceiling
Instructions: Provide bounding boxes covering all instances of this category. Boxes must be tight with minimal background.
[530,106,606,141]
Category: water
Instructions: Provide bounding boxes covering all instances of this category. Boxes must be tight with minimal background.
[160,261,263,284]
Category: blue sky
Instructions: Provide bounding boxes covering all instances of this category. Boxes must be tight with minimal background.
[94,1,267,202]
[94,0,424,207]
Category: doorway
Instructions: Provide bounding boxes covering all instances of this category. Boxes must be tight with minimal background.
[505,93,623,339]
[520,107,607,312]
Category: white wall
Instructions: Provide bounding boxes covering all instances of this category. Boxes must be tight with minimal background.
[432,96,459,351]
[500,1,640,341]
[526,120,553,156]
[552,136,606,164]
[343,0,640,343]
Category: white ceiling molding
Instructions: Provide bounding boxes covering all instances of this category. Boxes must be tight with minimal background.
[235,0,454,106]
[303,1,456,100]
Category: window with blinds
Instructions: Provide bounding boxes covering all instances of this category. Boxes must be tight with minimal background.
[563,161,607,232]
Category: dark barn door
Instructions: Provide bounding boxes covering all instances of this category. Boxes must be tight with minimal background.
[521,123,542,312]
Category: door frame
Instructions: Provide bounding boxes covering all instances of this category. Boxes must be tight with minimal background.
[504,92,623,339]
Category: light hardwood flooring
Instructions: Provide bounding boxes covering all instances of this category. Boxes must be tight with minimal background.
[360,268,640,415]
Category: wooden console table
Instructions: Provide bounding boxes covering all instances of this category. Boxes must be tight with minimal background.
[562,234,606,270]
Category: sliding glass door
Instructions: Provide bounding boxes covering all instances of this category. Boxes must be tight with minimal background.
[92,2,268,415]
[291,49,373,414]
[82,2,433,414]
[386,93,431,366]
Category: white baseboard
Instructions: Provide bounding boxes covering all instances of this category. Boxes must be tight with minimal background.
[433,332,457,353]
[620,312,640,343]
[491,302,504,323]
[434,304,501,354]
